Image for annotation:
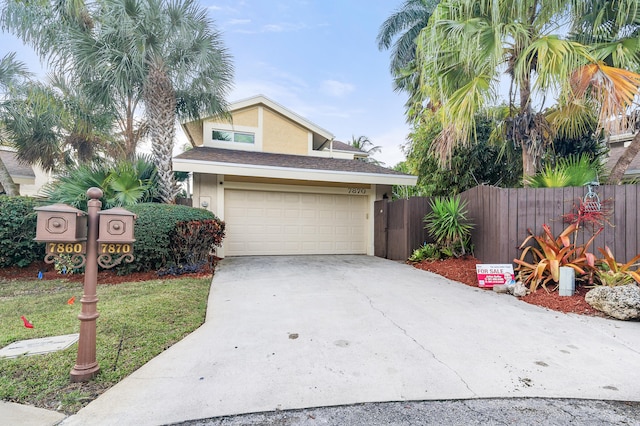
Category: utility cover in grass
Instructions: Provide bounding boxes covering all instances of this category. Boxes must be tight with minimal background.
[0,334,79,359]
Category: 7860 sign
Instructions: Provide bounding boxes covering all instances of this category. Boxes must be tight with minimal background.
[47,242,86,254]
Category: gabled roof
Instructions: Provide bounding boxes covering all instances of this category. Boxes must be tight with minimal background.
[173,147,416,186]
[0,149,35,183]
[212,95,335,141]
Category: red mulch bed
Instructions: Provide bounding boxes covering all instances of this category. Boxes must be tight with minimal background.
[411,256,603,317]
[2,258,601,317]
[0,261,213,284]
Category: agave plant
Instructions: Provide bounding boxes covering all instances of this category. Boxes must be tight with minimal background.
[595,246,640,286]
[514,223,600,292]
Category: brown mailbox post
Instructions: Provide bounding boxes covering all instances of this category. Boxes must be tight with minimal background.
[34,188,136,382]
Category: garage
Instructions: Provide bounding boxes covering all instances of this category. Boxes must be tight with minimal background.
[223,189,367,256]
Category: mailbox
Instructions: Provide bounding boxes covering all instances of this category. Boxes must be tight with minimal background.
[35,204,88,243]
[97,207,136,256]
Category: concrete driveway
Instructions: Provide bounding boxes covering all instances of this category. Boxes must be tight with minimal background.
[62,255,640,425]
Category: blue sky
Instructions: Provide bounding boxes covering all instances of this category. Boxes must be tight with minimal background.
[1,0,410,167]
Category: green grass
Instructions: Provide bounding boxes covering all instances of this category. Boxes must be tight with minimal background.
[0,275,211,414]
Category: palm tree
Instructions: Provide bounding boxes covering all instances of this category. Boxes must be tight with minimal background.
[348,135,383,165]
[0,52,31,195]
[413,0,640,180]
[568,0,640,184]
[376,0,438,121]
[3,0,234,202]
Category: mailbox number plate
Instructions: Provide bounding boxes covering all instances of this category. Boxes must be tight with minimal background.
[47,242,87,254]
[100,243,132,254]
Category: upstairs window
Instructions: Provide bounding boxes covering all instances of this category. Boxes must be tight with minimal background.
[212,130,255,144]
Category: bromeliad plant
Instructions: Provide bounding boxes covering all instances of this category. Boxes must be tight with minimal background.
[595,246,640,287]
[514,223,600,292]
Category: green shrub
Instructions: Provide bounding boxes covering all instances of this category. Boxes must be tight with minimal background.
[424,196,474,258]
[115,203,220,274]
[0,196,44,268]
[408,243,441,262]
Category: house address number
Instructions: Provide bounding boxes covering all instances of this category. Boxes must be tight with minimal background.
[99,243,132,254]
[47,242,86,254]
[347,188,367,195]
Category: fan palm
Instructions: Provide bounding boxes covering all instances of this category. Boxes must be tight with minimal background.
[376,0,438,121]
[3,0,234,203]
[0,52,32,195]
[413,0,640,180]
[568,0,640,184]
[348,135,383,165]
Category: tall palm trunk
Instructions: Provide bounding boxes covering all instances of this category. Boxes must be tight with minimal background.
[144,62,178,204]
[0,158,19,195]
[608,132,640,184]
[519,72,537,179]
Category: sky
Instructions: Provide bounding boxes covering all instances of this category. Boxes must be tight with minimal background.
[0,0,411,167]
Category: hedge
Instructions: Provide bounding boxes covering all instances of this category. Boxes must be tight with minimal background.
[0,196,44,268]
[115,203,224,274]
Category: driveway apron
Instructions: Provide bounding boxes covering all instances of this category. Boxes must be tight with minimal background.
[62,255,640,425]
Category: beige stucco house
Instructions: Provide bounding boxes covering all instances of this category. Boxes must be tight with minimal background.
[174,95,417,257]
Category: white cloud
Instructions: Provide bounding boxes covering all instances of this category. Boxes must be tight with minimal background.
[321,80,355,97]
[228,19,251,25]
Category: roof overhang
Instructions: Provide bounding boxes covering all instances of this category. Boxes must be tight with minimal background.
[173,158,417,186]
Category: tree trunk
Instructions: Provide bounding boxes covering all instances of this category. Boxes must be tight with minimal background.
[608,132,640,184]
[521,141,536,180]
[144,62,178,204]
[0,157,19,196]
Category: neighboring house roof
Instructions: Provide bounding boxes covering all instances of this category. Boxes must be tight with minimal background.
[173,147,416,186]
[0,149,35,184]
[606,137,640,177]
[322,140,366,154]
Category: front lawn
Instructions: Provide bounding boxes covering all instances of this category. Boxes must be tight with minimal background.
[0,274,211,414]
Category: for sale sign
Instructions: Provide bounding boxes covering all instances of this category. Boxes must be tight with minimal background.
[476,264,515,288]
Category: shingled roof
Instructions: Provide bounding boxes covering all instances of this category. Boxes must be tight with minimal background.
[325,140,365,154]
[174,147,408,176]
[0,149,35,180]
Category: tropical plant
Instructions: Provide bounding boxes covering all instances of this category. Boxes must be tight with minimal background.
[408,242,440,262]
[376,0,438,121]
[0,52,31,195]
[2,0,234,203]
[514,223,600,292]
[42,156,158,211]
[424,196,473,257]
[410,0,640,180]
[348,135,383,165]
[594,246,640,286]
[568,0,640,184]
[524,154,601,188]
[403,111,522,197]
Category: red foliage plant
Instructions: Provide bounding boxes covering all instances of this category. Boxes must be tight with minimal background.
[562,197,614,233]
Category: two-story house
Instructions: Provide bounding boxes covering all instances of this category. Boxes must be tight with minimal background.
[174,95,417,257]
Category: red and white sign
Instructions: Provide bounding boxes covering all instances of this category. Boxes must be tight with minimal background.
[476,264,515,288]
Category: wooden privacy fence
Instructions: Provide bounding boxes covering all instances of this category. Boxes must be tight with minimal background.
[375,184,640,265]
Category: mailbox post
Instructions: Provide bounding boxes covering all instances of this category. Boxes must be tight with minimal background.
[35,187,135,382]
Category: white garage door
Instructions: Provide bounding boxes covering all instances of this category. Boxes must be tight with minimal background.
[224,189,367,256]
